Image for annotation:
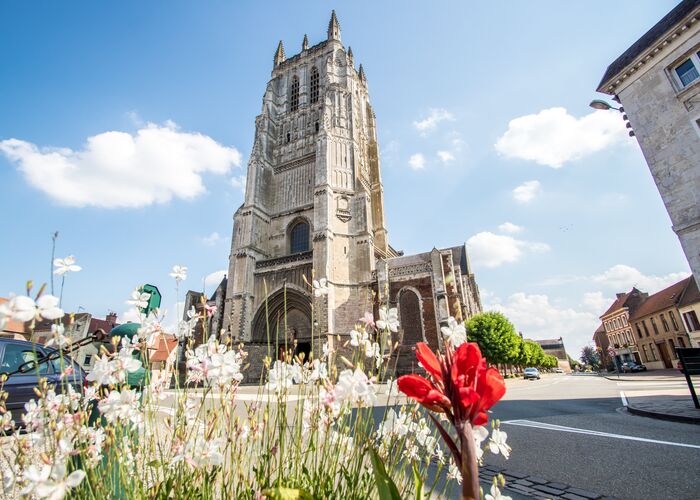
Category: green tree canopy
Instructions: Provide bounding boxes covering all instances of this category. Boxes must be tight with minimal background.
[466,312,522,366]
[580,346,601,369]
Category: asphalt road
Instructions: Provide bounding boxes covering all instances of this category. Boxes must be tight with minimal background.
[485,374,700,500]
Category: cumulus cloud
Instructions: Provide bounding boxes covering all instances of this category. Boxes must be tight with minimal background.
[591,264,690,293]
[581,291,610,313]
[0,121,242,208]
[485,292,599,359]
[466,231,550,268]
[437,150,455,163]
[498,222,524,234]
[230,175,246,193]
[200,232,222,246]
[494,107,629,168]
[413,108,454,135]
[204,269,227,291]
[408,153,426,170]
[512,180,541,203]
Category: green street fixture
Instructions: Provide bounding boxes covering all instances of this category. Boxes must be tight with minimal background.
[589,99,622,112]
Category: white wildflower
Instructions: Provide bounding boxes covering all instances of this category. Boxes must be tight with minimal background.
[45,323,70,348]
[169,265,188,282]
[98,389,142,426]
[376,307,399,333]
[349,328,366,347]
[312,278,329,297]
[53,255,82,275]
[36,295,64,320]
[334,367,377,406]
[447,460,462,484]
[127,289,151,310]
[441,316,467,346]
[488,427,511,459]
[474,424,489,462]
[22,462,85,500]
[265,360,296,393]
[377,408,409,439]
[86,354,117,386]
[485,482,511,500]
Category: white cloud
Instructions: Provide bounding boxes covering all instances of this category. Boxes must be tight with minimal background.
[413,108,454,135]
[204,269,227,290]
[495,107,629,168]
[437,150,455,163]
[200,232,221,246]
[408,153,426,170]
[230,175,246,193]
[485,292,599,360]
[581,291,610,313]
[591,264,690,293]
[498,222,524,234]
[512,180,541,204]
[0,121,242,208]
[466,231,550,268]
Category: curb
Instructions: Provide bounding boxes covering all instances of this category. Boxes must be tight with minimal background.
[602,375,681,382]
[625,405,700,425]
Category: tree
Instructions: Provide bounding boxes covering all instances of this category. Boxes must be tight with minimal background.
[466,312,522,367]
[568,355,580,369]
[580,346,601,369]
[519,340,544,368]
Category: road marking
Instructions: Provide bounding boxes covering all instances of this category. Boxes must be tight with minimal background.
[619,391,628,406]
[616,382,687,387]
[501,419,700,449]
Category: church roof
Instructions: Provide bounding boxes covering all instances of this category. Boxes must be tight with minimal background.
[386,245,470,275]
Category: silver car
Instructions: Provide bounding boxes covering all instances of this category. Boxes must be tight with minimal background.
[524,367,541,380]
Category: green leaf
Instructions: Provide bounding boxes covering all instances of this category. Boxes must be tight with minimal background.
[412,461,424,500]
[369,447,402,500]
[262,487,313,499]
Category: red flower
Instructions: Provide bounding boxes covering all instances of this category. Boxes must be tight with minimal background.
[396,374,451,413]
[415,342,443,383]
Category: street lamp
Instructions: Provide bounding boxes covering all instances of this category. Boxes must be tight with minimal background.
[589,99,622,112]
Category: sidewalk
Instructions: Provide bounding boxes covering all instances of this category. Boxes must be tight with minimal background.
[602,368,683,382]
[626,394,700,424]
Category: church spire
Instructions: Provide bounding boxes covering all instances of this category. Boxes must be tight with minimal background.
[327,10,341,41]
[302,34,309,51]
[358,63,366,83]
[347,46,353,59]
[274,40,285,67]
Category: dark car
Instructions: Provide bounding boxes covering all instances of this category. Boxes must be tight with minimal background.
[0,338,87,425]
[621,362,647,373]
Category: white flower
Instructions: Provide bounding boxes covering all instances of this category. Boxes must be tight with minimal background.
[86,354,117,386]
[186,337,245,386]
[22,462,85,500]
[377,409,409,439]
[45,323,70,348]
[98,389,142,426]
[322,341,332,360]
[365,341,380,361]
[485,483,511,500]
[265,360,297,392]
[488,427,511,459]
[473,425,489,461]
[138,315,162,346]
[169,265,188,282]
[447,461,462,484]
[386,378,400,396]
[349,328,366,347]
[334,367,377,406]
[376,307,399,333]
[6,295,37,322]
[127,289,151,309]
[313,278,329,297]
[53,255,82,275]
[177,306,199,340]
[309,359,328,382]
[441,316,467,346]
[36,295,64,320]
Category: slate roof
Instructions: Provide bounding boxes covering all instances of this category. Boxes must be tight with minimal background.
[629,276,692,320]
[386,245,470,275]
[679,276,700,307]
[601,291,633,317]
[598,0,700,91]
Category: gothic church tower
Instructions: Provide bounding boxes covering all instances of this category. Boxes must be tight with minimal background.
[222,12,396,348]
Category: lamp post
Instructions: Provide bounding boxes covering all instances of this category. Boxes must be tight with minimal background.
[589,99,636,137]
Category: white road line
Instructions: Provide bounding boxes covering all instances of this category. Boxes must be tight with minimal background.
[616,382,687,387]
[501,419,700,449]
[619,391,628,406]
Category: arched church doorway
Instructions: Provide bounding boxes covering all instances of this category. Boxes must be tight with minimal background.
[398,288,424,345]
[252,286,312,358]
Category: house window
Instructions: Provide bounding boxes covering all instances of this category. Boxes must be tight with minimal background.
[683,310,700,331]
[678,336,686,348]
[669,310,679,331]
[289,76,300,112]
[650,344,658,361]
[289,221,310,254]
[84,355,92,367]
[310,67,320,104]
[674,57,700,88]
[668,339,678,359]
[661,313,670,332]
[642,320,650,337]
[642,345,649,362]
[651,318,659,335]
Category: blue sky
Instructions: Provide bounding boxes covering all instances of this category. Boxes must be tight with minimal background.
[0,1,690,356]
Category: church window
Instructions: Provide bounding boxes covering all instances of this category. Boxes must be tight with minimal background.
[315,121,319,133]
[290,75,300,112]
[290,221,310,253]
[286,132,291,143]
[310,67,320,104]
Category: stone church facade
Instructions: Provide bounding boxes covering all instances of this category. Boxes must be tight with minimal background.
[192,12,481,380]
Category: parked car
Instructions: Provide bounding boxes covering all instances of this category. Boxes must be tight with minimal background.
[524,367,540,380]
[554,368,564,373]
[0,338,86,425]
[621,362,647,373]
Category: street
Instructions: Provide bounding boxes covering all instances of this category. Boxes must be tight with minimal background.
[486,373,700,500]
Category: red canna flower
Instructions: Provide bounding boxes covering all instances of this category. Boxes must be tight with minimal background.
[397,338,507,500]
[396,374,451,413]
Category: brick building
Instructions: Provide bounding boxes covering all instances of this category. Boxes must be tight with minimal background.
[599,288,647,367]
[188,13,481,381]
[532,338,572,372]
